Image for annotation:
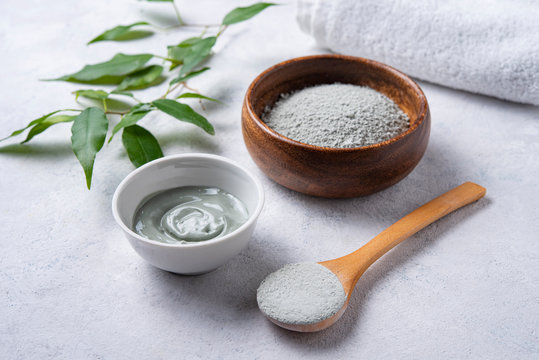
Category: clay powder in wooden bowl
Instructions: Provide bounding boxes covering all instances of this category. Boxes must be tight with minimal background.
[242,55,430,198]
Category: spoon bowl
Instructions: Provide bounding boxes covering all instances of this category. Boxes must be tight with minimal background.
[257,182,486,332]
[263,300,349,333]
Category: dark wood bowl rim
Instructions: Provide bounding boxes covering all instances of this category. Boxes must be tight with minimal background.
[244,54,429,152]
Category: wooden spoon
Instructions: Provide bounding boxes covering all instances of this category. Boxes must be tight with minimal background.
[263,182,486,332]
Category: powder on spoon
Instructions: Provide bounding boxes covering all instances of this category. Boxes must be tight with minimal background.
[262,83,410,148]
[256,263,346,325]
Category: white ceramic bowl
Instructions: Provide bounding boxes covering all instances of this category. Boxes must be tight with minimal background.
[112,153,264,275]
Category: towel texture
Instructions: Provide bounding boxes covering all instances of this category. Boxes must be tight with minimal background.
[297,0,539,105]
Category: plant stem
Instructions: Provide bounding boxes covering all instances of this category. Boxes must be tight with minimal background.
[183,83,201,94]
[172,1,184,25]
[153,54,182,64]
[216,25,228,37]
[152,23,219,33]
[178,83,205,110]
[183,23,221,28]
[199,26,208,37]
[162,82,183,99]
[105,110,129,115]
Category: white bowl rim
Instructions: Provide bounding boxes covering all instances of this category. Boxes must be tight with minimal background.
[112,153,265,248]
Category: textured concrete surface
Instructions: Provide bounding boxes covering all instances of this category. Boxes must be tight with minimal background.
[0,1,538,359]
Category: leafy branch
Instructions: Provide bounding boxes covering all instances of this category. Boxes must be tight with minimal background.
[1,1,276,189]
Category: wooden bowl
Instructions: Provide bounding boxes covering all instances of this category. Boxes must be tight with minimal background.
[241,55,430,198]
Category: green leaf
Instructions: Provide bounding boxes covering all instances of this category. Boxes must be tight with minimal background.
[168,37,203,59]
[88,22,151,45]
[178,37,204,47]
[176,92,221,103]
[21,115,76,144]
[71,107,109,189]
[48,53,153,84]
[73,89,109,100]
[167,57,184,71]
[110,90,135,98]
[109,103,153,142]
[152,99,214,135]
[170,67,209,85]
[167,37,204,70]
[167,45,189,63]
[0,110,63,141]
[179,37,216,76]
[115,65,164,91]
[122,125,163,168]
[222,3,276,25]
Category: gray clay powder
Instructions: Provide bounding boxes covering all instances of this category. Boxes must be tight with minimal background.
[257,263,346,325]
[262,83,410,148]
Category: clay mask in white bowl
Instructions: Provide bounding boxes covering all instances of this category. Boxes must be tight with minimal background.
[112,153,264,274]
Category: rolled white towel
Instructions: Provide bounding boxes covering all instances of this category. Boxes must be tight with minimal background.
[297,0,539,105]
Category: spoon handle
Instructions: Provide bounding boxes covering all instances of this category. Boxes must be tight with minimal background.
[321,182,486,294]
